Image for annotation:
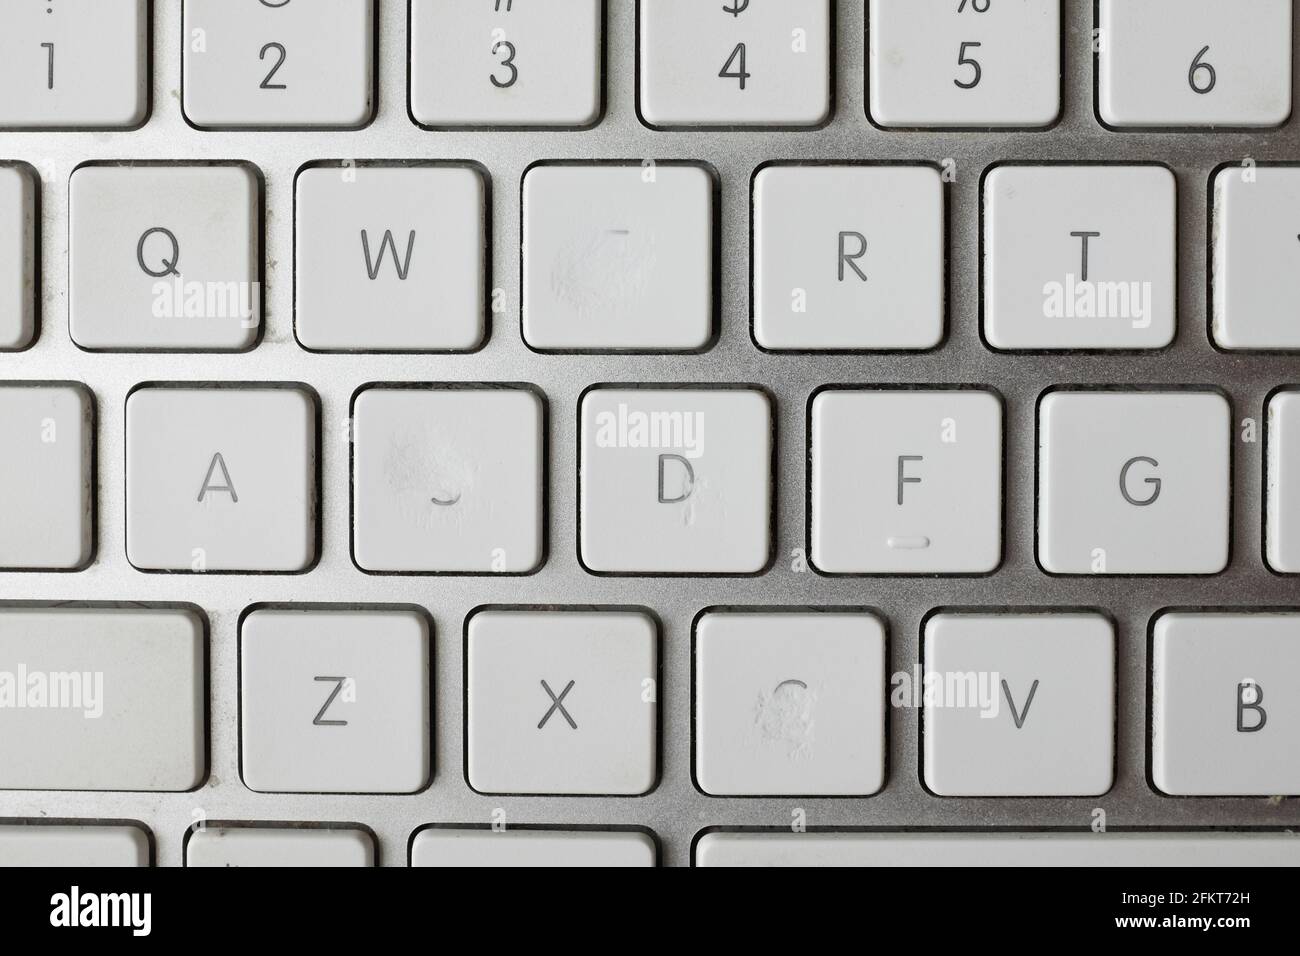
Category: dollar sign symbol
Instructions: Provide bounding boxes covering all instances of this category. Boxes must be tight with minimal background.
[722,0,749,15]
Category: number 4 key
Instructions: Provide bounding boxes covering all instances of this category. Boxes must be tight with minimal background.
[640,0,831,127]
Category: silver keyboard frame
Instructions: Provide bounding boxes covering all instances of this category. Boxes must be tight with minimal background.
[1,0,1298,867]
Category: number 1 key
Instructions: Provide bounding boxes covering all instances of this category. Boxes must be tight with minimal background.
[0,0,147,129]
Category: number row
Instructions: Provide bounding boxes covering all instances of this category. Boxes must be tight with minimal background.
[0,1,1291,130]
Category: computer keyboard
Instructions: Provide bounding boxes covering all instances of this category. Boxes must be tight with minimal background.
[0,0,1298,869]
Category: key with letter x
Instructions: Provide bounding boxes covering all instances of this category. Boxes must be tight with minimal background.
[538,680,577,730]
[467,609,658,795]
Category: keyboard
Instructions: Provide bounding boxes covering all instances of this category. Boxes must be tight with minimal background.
[0,0,1299,869]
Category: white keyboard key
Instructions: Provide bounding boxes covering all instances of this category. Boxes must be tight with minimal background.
[983,165,1176,350]
[0,607,206,791]
[0,385,93,570]
[753,165,944,351]
[1038,390,1231,575]
[811,389,1001,573]
[410,0,602,128]
[466,609,657,795]
[1269,390,1300,573]
[0,166,37,350]
[1098,0,1291,128]
[695,611,886,796]
[1212,166,1300,350]
[0,824,151,867]
[580,388,771,574]
[296,164,486,352]
[923,613,1114,797]
[240,609,430,794]
[411,828,657,867]
[126,386,317,572]
[523,164,713,351]
[187,826,375,867]
[695,831,1300,867]
[352,387,543,573]
[70,164,261,351]
[639,0,831,127]
[1153,612,1300,796]
[869,0,1060,128]
[0,0,147,129]
[183,0,375,129]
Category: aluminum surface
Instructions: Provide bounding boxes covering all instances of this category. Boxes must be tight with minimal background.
[0,0,1297,866]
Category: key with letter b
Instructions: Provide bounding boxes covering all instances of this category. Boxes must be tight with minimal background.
[1153,612,1300,795]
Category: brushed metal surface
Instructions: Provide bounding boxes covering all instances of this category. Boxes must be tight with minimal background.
[0,0,1297,867]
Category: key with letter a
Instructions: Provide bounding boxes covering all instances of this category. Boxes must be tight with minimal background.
[126,385,317,572]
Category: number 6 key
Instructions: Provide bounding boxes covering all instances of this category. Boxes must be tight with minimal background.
[1097,0,1292,128]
